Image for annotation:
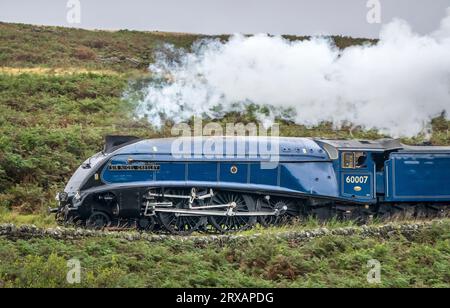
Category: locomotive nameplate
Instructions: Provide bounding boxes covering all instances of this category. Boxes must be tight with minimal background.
[109,164,160,171]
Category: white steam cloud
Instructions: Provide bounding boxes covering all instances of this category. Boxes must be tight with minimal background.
[136,9,450,137]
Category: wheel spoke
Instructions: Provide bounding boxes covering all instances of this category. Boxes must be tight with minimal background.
[209,191,256,233]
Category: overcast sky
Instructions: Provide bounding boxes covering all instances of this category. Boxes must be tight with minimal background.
[0,0,449,38]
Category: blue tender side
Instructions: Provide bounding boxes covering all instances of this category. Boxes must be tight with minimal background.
[385,152,450,202]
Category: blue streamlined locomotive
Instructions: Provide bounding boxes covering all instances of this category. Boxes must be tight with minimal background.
[53,136,450,233]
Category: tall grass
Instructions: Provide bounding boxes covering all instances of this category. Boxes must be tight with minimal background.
[0,220,448,288]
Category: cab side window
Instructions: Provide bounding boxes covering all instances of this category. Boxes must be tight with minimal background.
[342,152,367,169]
[342,152,355,169]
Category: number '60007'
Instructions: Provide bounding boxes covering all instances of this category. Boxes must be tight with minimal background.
[346,176,369,184]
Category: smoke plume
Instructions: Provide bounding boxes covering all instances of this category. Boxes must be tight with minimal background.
[135,9,450,137]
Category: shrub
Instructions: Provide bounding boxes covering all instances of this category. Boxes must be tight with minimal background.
[73,46,97,61]
[85,39,109,49]
[3,184,45,213]
[13,52,46,64]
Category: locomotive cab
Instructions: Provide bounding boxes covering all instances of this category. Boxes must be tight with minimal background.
[339,150,375,200]
[317,139,403,204]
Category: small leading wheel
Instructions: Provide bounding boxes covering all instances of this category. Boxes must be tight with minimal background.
[157,189,205,235]
[86,212,111,229]
[208,191,257,233]
[137,216,157,232]
[57,205,82,227]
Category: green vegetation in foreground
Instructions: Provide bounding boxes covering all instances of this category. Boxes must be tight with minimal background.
[0,220,448,288]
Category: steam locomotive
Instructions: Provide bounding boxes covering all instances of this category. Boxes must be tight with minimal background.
[52,135,450,234]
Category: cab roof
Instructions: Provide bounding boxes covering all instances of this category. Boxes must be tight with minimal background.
[316,139,403,152]
[317,138,450,153]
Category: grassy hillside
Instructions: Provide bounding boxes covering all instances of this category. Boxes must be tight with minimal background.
[0,220,448,288]
[0,22,376,73]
